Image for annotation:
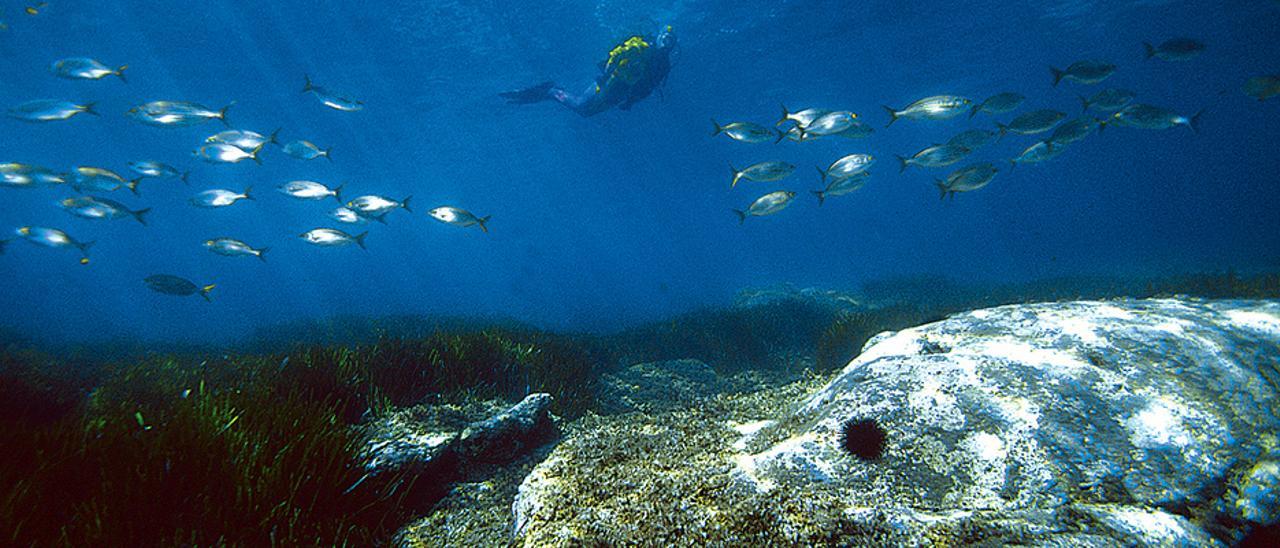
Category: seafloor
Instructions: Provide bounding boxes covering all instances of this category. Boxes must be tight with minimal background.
[2,273,1279,546]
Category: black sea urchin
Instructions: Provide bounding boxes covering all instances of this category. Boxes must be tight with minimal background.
[839,417,886,461]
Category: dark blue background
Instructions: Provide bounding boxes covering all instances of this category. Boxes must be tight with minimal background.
[1,0,1277,344]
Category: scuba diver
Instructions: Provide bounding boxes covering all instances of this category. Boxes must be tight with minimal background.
[500,26,676,117]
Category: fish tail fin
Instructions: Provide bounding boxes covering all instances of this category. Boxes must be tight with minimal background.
[732,209,746,225]
[218,102,233,126]
[1078,95,1090,113]
[1050,66,1064,87]
[268,127,282,145]
[729,163,740,188]
[302,74,314,93]
[934,179,947,200]
[969,104,980,119]
[127,177,142,196]
[811,190,825,207]
[114,65,128,83]
[773,127,788,144]
[1143,42,1156,60]
[333,183,344,204]
[250,143,265,165]
[242,186,254,201]
[1189,109,1204,134]
[1008,159,1017,171]
[181,171,191,185]
[200,284,215,302]
[354,231,368,250]
[477,216,491,233]
[996,123,1008,142]
[882,105,898,127]
[372,214,387,225]
[132,207,151,226]
[322,148,333,161]
[257,247,269,263]
[1096,117,1108,133]
[777,103,791,126]
[896,155,909,174]
[401,195,413,213]
[78,240,95,255]
[81,102,99,116]
[710,118,723,136]
[815,165,827,185]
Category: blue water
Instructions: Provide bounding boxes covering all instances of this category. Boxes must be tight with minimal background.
[1,0,1278,344]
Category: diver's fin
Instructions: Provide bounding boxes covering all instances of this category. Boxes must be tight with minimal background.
[500,82,556,104]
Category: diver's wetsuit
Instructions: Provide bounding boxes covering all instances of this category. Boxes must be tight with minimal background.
[500,27,676,117]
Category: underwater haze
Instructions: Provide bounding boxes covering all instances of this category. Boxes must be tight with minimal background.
[1,0,1279,345]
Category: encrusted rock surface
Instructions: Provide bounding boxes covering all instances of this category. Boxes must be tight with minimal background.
[507,299,1280,546]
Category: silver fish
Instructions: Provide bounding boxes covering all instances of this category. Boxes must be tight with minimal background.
[997,109,1066,138]
[195,143,263,164]
[8,100,97,122]
[1244,76,1280,102]
[897,144,970,172]
[836,120,875,139]
[303,75,364,112]
[50,57,127,82]
[329,207,375,225]
[129,101,229,127]
[712,119,778,143]
[300,228,367,249]
[1,163,66,188]
[733,191,796,223]
[1080,88,1136,113]
[1143,38,1205,61]
[60,196,150,225]
[799,111,857,137]
[429,206,490,232]
[282,140,330,161]
[347,195,411,217]
[970,92,1024,118]
[16,226,93,264]
[730,161,795,188]
[946,129,997,151]
[279,180,342,202]
[206,129,279,150]
[1051,60,1116,86]
[819,154,875,183]
[1108,104,1202,132]
[191,187,252,208]
[204,238,268,262]
[777,105,830,127]
[1010,141,1064,167]
[73,167,140,195]
[883,96,972,126]
[934,163,998,199]
[129,160,188,184]
[812,172,869,206]
[144,275,214,301]
[1048,117,1102,146]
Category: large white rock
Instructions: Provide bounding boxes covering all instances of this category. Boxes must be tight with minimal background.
[738,298,1280,544]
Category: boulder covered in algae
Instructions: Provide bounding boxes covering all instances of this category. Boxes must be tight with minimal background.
[508,299,1280,546]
